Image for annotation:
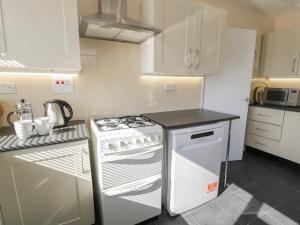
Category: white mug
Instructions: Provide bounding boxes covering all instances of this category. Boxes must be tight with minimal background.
[35,117,52,136]
[14,120,34,140]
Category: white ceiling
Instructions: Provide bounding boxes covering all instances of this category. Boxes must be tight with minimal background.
[234,0,300,16]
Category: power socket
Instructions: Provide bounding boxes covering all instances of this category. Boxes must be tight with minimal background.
[52,75,73,93]
[0,82,16,94]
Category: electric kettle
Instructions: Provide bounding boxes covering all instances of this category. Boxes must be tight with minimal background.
[254,87,265,105]
[43,100,73,128]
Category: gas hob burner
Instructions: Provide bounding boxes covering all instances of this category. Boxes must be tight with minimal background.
[120,116,153,123]
[96,118,120,125]
[94,115,155,132]
[128,121,145,128]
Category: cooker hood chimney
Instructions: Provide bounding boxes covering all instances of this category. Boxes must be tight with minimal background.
[79,0,161,44]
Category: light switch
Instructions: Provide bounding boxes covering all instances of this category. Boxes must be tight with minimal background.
[164,83,177,91]
[52,75,73,93]
[0,82,16,94]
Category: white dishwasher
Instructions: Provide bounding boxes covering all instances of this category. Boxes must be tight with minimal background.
[166,123,225,216]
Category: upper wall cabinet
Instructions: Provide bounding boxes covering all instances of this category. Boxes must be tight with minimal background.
[0,0,81,73]
[140,0,227,76]
[260,27,300,77]
[195,3,226,75]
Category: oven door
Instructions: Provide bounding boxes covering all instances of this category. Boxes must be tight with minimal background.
[102,174,161,225]
[101,144,163,190]
[264,88,289,106]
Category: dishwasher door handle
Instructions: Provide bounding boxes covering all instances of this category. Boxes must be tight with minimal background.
[178,138,222,152]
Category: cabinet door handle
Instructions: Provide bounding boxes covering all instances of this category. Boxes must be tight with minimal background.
[0,0,7,55]
[254,141,266,146]
[195,49,200,70]
[297,53,300,75]
[81,150,90,175]
[257,113,272,118]
[292,58,297,74]
[255,127,268,132]
[188,48,194,70]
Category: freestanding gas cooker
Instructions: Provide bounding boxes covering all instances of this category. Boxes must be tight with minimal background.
[90,115,163,225]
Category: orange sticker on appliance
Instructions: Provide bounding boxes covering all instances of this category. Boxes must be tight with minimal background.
[207,182,218,193]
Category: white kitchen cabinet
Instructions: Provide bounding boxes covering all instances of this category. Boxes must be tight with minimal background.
[247,106,285,126]
[247,120,282,141]
[0,140,94,225]
[280,111,300,164]
[260,27,300,77]
[246,106,283,157]
[158,0,195,75]
[194,3,226,75]
[246,106,300,164]
[246,133,281,156]
[141,0,195,75]
[141,0,227,76]
[0,0,81,73]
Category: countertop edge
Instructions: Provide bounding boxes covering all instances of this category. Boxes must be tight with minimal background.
[0,120,89,153]
[249,104,300,113]
[0,137,89,152]
[144,116,240,129]
[142,109,240,130]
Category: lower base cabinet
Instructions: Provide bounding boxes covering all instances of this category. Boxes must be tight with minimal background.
[246,106,300,164]
[0,140,94,225]
[245,133,281,156]
[280,111,300,164]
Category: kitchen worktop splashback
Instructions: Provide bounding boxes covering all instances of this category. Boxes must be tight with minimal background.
[0,39,203,126]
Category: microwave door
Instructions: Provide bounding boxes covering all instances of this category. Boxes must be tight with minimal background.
[264,89,289,106]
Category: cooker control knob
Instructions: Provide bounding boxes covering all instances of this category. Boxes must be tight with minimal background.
[144,137,151,144]
[133,138,143,145]
[120,141,129,148]
[150,135,159,143]
[108,143,117,151]
[137,138,143,145]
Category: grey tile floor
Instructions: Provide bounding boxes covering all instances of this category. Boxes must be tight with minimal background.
[140,147,300,225]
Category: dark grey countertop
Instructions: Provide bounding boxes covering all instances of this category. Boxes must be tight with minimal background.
[249,104,300,112]
[142,109,240,129]
[0,120,89,153]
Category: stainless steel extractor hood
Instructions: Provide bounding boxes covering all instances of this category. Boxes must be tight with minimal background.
[79,0,161,44]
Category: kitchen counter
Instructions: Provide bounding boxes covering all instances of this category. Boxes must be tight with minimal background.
[0,120,89,152]
[249,104,300,112]
[142,109,240,129]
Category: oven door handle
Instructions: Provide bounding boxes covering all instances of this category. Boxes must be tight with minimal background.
[102,145,162,162]
[104,174,161,196]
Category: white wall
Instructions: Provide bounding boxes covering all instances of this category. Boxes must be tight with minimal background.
[0,0,276,127]
[274,9,300,30]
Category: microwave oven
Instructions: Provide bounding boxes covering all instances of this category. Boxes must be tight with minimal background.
[264,88,300,107]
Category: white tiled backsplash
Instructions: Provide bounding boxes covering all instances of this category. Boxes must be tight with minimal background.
[252,78,300,89]
[0,39,203,126]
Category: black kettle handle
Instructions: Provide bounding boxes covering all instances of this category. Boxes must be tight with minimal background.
[7,112,15,127]
[60,101,73,125]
